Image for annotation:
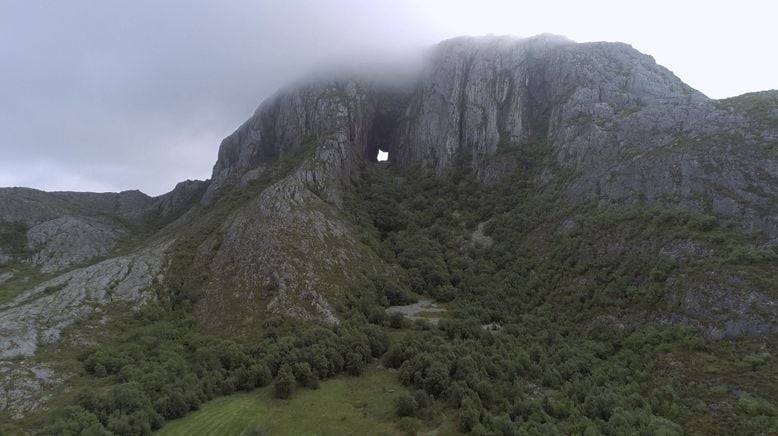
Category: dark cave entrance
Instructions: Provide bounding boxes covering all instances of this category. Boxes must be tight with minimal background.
[365,105,399,163]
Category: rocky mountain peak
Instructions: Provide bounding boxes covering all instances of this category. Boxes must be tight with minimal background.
[2,34,778,425]
[207,35,776,237]
[210,35,708,183]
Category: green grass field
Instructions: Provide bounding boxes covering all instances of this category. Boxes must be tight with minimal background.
[157,365,413,436]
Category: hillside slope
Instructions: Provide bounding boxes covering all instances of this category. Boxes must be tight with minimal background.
[1,35,777,434]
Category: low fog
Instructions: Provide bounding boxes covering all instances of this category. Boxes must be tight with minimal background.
[1,0,776,195]
[0,1,434,195]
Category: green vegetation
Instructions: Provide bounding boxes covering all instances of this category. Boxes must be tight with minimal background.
[0,221,35,302]
[0,221,28,258]
[158,366,410,436]
[346,156,777,435]
[4,142,777,435]
[719,91,778,126]
[619,106,641,117]
[0,263,53,304]
[19,305,390,436]
[163,141,318,315]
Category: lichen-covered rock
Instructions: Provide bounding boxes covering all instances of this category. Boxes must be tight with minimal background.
[663,271,778,340]
[209,35,778,240]
[0,250,10,266]
[0,362,60,419]
[0,243,166,417]
[26,215,127,272]
[0,271,13,285]
[2,33,778,421]
[196,167,382,332]
[0,246,165,359]
[0,188,153,227]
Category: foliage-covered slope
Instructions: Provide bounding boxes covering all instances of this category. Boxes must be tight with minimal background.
[2,34,778,434]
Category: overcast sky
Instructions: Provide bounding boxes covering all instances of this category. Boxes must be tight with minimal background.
[1,0,776,196]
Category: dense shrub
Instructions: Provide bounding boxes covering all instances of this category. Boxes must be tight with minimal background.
[273,365,296,399]
[395,394,419,417]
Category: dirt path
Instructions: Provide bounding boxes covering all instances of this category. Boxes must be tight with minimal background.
[386,299,446,325]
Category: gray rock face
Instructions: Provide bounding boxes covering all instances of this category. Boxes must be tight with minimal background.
[0,250,10,266]
[208,80,409,206]
[201,35,778,342]
[663,272,778,340]
[0,362,59,419]
[213,34,706,176]
[0,243,165,416]
[0,188,153,227]
[0,246,165,359]
[196,166,384,330]
[26,215,127,273]
[1,33,777,419]
[0,272,13,285]
[209,34,778,239]
[394,35,576,171]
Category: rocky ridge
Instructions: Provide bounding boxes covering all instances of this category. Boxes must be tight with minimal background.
[2,34,778,418]
[213,35,778,238]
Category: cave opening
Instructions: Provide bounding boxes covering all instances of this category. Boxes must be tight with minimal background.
[366,105,400,163]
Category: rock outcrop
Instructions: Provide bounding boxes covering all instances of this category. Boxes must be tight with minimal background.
[0,363,60,419]
[3,33,777,345]
[198,34,778,340]
[26,216,127,273]
[210,35,778,239]
[0,188,153,226]
[0,245,165,416]
[2,33,778,419]
[0,245,166,359]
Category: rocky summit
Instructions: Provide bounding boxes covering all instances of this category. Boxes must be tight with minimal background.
[1,35,777,434]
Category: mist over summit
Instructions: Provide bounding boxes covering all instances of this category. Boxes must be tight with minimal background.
[1,34,777,434]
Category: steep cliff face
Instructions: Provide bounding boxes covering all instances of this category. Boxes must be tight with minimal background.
[3,34,776,341]
[209,35,778,239]
[212,35,710,178]
[209,80,411,204]
[417,38,778,239]
[189,34,778,338]
[2,34,778,420]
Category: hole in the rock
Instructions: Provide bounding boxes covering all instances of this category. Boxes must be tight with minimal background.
[366,108,398,162]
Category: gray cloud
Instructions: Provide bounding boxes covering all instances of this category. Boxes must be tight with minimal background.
[0,0,435,195]
[1,1,776,195]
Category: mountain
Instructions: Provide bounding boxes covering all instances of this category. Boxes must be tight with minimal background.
[1,35,777,434]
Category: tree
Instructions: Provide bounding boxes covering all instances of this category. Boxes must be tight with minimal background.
[273,365,295,399]
[293,362,319,389]
[459,406,479,433]
[389,312,407,329]
[395,393,419,417]
[345,352,366,376]
[249,362,273,387]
